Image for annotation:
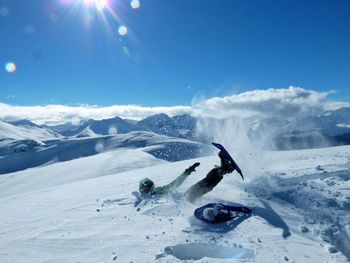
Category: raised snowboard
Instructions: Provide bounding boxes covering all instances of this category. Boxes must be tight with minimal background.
[212,142,244,180]
[194,203,251,224]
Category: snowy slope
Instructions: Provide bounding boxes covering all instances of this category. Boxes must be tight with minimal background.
[0,148,166,198]
[73,126,99,138]
[0,121,61,141]
[0,131,210,174]
[0,145,349,262]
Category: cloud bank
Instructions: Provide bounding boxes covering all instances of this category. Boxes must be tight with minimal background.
[193,87,349,155]
[193,86,347,119]
[0,104,192,126]
[0,86,348,126]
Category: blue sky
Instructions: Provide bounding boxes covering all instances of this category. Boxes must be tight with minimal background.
[1,0,350,106]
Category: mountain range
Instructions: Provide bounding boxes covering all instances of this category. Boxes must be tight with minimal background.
[1,107,350,174]
[0,114,208,175]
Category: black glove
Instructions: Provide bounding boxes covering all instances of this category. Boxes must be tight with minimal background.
[185,162,200,173]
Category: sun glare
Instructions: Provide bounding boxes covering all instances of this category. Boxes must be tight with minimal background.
[79,0,109,10]
[60,0,113,13]
[59,0,124,27]
[56,0,140,57]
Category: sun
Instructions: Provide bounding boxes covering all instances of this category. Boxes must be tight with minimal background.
[61,0,111,12]
[80,0,110,11]
[56,0,135,47]
[59,0,114,14]
[59,0,122,33]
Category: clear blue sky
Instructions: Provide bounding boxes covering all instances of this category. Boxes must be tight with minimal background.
[1,0,350,106]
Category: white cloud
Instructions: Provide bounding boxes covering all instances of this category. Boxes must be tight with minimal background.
[192,86,348,119]
[193,86,350,153]
[0,103,192,126]
[0,87,348,126]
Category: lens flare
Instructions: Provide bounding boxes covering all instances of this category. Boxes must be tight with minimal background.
[95,142,104,152]
[5,62,16,73]
[108,126,118,135]
[0,7,9,17]
[130,0,140,9]
[25,25,35,35]
[122,46,131,58]
[118,25,127,36]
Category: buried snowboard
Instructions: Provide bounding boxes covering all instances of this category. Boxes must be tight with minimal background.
[194,203,251,224]
[212,142,244,180]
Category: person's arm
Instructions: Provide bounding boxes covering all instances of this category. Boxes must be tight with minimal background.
[154,163,200,195]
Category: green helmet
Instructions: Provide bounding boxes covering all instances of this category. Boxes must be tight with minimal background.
[139,178,155,195]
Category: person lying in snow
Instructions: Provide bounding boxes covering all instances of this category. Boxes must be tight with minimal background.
[138,151,235,203]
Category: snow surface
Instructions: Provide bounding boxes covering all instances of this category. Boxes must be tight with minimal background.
[0,121,61,141]
[1,144,350,262]
[0,149,166,198]
[0,131,210,174]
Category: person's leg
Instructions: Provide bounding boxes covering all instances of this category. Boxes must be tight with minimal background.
[185,151,235,203]
[185,167,225,203]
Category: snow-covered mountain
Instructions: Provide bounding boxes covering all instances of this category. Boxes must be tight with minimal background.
[6,108,350,151]
[208,107,350,150]
[41,121,91,135]
[303,107,350,138]
[0,113,210,175]
[0,131,211,175]
[44,114,197,140]
[273,107,350,149]
[45,117,138,137]
[1,143,349,262]
[2,107,350,175]
[0,120,61,141]
[82,116,139,136]
[134,109,350,149]
[137,113,197,140]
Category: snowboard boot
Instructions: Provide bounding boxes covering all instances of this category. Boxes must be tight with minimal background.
[218,151,235,173]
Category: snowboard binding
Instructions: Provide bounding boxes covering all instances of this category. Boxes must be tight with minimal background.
[195,203,252,224]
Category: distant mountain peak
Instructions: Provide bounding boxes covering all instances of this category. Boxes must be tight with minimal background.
[9,119,41,128]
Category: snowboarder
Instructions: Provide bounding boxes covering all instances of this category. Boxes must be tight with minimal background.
[138,162,200,197]
[138,151,235,203]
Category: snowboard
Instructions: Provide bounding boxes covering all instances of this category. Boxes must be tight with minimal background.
[212,142,244,180]
[194,203,251,224]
